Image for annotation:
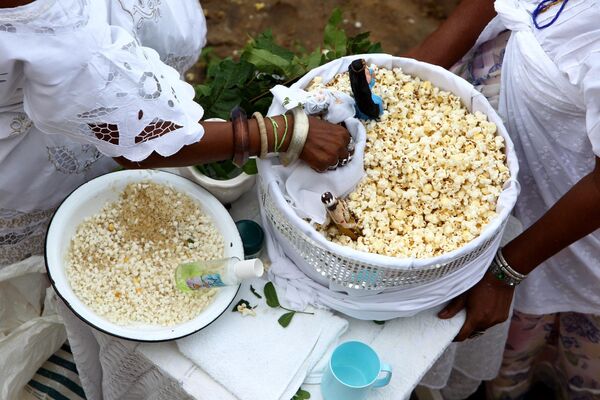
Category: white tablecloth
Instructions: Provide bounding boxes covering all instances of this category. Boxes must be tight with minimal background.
[57,169,519,400]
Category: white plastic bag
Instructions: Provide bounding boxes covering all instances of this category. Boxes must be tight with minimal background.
[0,257,66,400]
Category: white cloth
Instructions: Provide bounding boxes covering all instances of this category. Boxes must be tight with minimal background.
[492,0,600,315]
[0,256,66,400]
[177,280,349,400]
[260,54,520,319]
[0,0,206,266]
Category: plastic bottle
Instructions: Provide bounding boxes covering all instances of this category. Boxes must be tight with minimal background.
[174,257,264,292]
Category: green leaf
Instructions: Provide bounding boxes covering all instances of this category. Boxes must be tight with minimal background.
[278,311,295,328]
[296,389,311,399]
[242,48,292,76]
[242,158,258,175]
[250,284,262,299]
[246,30,295,63]
[323,8,347,58]
[263,282,280,308]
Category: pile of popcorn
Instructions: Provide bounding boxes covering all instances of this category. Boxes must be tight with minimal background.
[67,182,224,326]
[307,66,510,258]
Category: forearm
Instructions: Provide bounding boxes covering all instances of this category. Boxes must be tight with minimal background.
[114,116,292,169]
[406,0,496,69]
[503,157,600,274]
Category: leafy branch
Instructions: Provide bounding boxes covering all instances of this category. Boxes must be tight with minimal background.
[263,282,313,328]
[192,8,382,179]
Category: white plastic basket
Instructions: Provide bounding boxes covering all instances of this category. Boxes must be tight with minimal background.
[260,54,519,300]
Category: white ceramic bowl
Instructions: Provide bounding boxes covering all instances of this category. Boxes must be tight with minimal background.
[180,166,256,205]
[46,169,243,342]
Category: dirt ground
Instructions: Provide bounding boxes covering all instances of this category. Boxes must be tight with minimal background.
[188,0,459,82]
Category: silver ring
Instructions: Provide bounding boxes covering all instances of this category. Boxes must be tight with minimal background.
[347,137,355,153]
[328,161,339,170]
[340,157,349,166]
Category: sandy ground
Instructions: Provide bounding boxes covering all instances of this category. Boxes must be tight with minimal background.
[188,0,459,82]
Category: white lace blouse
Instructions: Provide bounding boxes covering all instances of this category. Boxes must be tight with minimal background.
[0,0,206,265]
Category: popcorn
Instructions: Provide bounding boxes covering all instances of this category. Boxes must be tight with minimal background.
[308,66,510,259]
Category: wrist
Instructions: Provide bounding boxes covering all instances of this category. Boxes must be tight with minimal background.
[488,248,528,287]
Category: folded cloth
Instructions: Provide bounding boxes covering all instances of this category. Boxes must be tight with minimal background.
[268,85,366,224]
[177,280,348,400]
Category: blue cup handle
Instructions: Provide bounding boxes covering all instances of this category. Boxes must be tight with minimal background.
[373,363,392,388]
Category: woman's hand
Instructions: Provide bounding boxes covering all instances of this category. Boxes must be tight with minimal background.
[300,117,352,172]
[438,271,514,341]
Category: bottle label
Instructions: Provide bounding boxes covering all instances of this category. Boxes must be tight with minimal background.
[186,274,226,289]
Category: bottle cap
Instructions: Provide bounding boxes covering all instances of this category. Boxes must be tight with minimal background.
[235,220,264,258]
[233,259,264,281]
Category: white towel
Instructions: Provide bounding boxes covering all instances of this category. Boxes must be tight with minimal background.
[177,280,348,400]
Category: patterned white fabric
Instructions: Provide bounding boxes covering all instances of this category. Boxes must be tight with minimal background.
[494,0,600,315]
[0,0,206,266]
[0,1,206,398]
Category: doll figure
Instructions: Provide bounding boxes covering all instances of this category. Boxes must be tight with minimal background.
[321,192,360,240]
[348,59,384,120]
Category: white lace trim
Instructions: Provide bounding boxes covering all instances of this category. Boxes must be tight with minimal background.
[0,0,89,35]
[0,207,55,266]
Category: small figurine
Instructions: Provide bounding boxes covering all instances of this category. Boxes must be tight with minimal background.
[348,59,384,120]
[321,192,360,240]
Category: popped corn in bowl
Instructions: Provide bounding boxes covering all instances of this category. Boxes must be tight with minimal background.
[46,170,244,341]
[307,66,510,259]
[260,55,519,311]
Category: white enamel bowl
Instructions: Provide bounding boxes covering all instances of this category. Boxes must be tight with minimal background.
[45,169,243,342]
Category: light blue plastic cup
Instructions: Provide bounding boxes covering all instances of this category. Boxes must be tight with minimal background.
[321,341,392,400]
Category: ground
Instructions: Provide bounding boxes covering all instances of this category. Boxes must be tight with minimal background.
[188,0,459,82]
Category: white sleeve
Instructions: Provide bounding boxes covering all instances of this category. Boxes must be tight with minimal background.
[580,52,600,157]
[108,0,207,74]
[23,25,205,162]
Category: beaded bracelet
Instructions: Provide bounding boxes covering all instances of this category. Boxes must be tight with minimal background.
[231,106,250,168]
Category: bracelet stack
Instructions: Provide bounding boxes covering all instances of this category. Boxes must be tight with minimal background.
[280,107,309,166]
[489,248,527,287]
[250,107,308,165]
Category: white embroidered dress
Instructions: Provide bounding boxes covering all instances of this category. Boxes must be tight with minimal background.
[494,0,600,315]
[0,0,206,266]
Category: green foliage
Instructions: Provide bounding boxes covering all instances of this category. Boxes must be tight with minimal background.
[263,281,281,308]
[278,311,295,328]
[250,284,262,299]
[263,281,314,328]
[292,388,311,400]
[193,8,382,177]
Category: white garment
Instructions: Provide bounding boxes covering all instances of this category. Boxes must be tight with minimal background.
[493,0,600,315]
[0,0,206,266]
